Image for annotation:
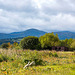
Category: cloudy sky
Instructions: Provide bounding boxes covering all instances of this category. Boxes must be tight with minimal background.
[0,0,75,33]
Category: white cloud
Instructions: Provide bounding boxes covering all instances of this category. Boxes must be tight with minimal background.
[0,0,75,33]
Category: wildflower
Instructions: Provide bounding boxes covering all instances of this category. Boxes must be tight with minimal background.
[4,71,7,75]
[31,68,32,70]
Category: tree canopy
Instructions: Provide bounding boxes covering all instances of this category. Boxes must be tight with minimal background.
[39,33,59,49]
[20,36,40,50]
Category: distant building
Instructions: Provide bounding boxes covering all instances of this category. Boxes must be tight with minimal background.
[51,46,69,51]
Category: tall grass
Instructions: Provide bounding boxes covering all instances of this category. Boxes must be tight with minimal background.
[0,48,75,75]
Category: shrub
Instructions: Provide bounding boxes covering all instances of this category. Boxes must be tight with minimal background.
[22,50,46,66]
[0,55,3,62]
[49,52,53,57]
[49,52,58,57]
[24,58,45,66]
[53,52,58,57]
[2,55,8,62]
[1,43,9,49]
[20,36,41,50]
[34,59,44,66]
[0,54,9,62]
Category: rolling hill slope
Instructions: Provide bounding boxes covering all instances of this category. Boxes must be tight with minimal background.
[0,29,46,39]
[0,29,75,40]
[54,31,75,40]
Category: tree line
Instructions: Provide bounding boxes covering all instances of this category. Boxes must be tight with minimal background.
[0,33,75,50]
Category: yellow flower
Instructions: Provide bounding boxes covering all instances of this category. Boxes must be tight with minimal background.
[4,71,7,75]
[31,68,32,70]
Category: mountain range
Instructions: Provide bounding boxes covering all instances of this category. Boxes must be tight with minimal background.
[0,29,75,40]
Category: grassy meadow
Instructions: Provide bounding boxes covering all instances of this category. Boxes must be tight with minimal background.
[0,49,75,75]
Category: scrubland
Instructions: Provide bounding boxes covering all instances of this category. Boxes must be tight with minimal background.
[0,49,75,75]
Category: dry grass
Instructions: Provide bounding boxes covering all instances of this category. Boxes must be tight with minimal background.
[0,48,75,75]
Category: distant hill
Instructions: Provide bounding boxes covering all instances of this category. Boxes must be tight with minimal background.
[0,29,75,41]
[54,31,75,40]
[0,29,46,39]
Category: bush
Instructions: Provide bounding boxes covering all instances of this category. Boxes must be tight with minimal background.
[53,53,58,57]
[22,50,46,66]
[1,43,9,49]
[0,54,9,62]
[20,36,41,50]
[49,52,53,57]
[0,55,3,62]
[49,52,58,57]
[34,59,44,66]
[24,58,45,66]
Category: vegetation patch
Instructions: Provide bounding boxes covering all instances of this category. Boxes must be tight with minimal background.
[0,49,75,75]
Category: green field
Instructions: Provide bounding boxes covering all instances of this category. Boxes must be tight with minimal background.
[0,49,75,75]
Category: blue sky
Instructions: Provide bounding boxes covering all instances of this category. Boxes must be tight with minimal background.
[0,0,75,33]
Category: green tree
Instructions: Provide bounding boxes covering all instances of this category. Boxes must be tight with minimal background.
[39,33,59,49]
[59,38,73,48]
[67,38,73,48]
[20,36,41,50]
[71,39,75,50]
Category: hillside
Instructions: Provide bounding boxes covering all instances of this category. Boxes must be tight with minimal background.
[54,31,75,40]
[0,29,46,39]
[0,29,75,41]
